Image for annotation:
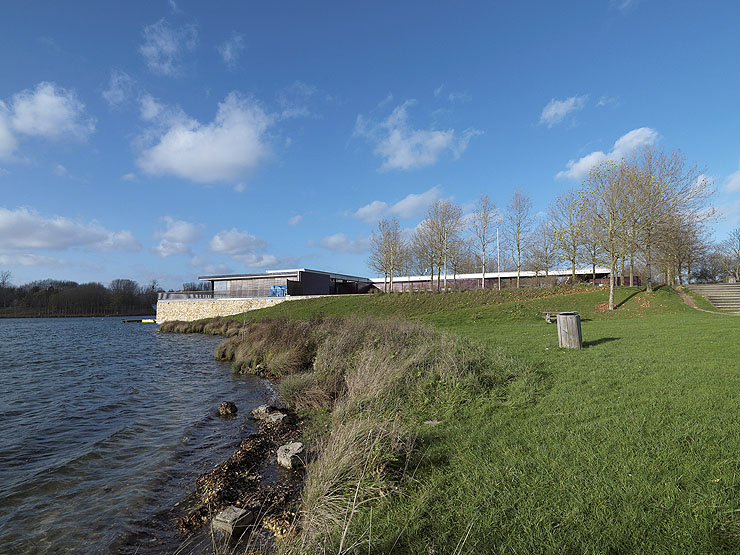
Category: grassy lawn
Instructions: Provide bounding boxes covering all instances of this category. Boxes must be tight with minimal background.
[236,286,740,552]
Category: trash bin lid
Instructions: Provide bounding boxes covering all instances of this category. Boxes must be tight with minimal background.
[558,311,579,316]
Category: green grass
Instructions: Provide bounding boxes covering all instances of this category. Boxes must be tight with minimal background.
[682,286,724,312]
[234,286,740,552]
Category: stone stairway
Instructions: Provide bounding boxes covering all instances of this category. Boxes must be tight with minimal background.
[688,283,740,313]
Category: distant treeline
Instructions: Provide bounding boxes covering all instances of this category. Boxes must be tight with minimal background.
[0,277,159,317]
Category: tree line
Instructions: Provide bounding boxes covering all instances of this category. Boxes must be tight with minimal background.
[369,145,725,310]
[0,273,161,317]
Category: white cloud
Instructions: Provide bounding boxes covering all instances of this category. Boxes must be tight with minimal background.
[53,164,67,176]
[539,95,588,127]
[725,165,740,193]
[233,183,246,193]
[234,253,297,268]
[150,216,202,257]
[354,100,481,171]
[352,186,441,223]
[612,0,639,12]
[555,127,659,180]
[390,186,441,218]
[218,33,245,69]
[102,70,135,107]
[288,215,302,226]
[209,228,268,256]
[277,81,318,119]
[596,95,620,108]
[121,172,136,181]
[136,92,273,183]
[0,253,65,266]
[139,19,198,76]
[354,200,388,223]
[0,206,141,253]
[0,102,18,161]
[318,233,370,254]
[10,82,95,140]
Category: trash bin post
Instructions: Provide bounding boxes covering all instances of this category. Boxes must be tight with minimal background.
[556,311,582,349]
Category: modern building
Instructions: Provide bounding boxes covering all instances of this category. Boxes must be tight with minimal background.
[371,267,612,292]
[155,268,374,322]
[200,268,375,297]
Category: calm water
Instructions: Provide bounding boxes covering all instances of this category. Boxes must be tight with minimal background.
[0,317,273,553]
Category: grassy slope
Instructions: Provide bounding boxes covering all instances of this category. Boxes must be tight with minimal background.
[243,287,740,553]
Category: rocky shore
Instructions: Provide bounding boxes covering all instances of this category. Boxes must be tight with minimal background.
[176,403,306,551]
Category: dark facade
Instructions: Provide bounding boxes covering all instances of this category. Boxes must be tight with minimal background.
[197,269,373,298]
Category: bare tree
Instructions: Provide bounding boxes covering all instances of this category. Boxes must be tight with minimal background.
[584,160,632,310]
[719,228,740,282]
[550,189,586,284]
[426,200,464,291]
[470,193,497,289]
[411,219,437,290]
[503,190,534,288]
[632,146,715,292]
[529,220,560,281]
[0,270,11,309]
[368,218,405,292]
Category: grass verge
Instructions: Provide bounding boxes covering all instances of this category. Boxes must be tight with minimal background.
[162,285,740,553]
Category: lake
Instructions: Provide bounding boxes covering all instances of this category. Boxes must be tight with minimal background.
[0,317,272,553]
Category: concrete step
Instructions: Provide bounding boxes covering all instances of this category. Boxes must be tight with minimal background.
[687,284,740,312]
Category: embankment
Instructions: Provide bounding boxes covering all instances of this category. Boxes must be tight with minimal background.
[159,314,536,551]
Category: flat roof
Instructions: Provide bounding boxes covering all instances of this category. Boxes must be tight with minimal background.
[199,268,373,283]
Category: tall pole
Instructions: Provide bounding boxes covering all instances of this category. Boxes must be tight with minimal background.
[497,227,501,290]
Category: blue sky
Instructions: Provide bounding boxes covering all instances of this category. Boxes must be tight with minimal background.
[2,1,740,288]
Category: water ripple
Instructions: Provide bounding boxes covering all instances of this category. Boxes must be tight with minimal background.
[0,317,270,553]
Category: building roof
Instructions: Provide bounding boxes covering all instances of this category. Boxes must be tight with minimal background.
[198,268,373,283]
[370,267,611,284]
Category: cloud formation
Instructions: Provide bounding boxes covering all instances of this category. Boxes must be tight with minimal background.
[352,186,441,223]
[318,233,370,254]
[3,82,95,151]
[102,70,135,107]
[725,165,740,193]
[139,19,198,76]
[208,228,292,268]
[555,127,659,180]
[354,100,481,171]
[539,95,588,127]
[136,92,273,183]
[0,103,18,161]
[150,216,202,257]
[0,206,141,253]
[218,33,245,69]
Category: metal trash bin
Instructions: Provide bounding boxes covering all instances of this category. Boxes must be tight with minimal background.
[556,311,582,349]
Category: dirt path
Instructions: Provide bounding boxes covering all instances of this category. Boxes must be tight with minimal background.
[673,286,739,316]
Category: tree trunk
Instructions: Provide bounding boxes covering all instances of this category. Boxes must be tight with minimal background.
[629,256,634,287]
[609,254,616,310]
[645,234,653,293]
[482,252,486,289]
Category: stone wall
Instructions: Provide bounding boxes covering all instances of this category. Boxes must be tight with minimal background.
[156,297,290,323]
